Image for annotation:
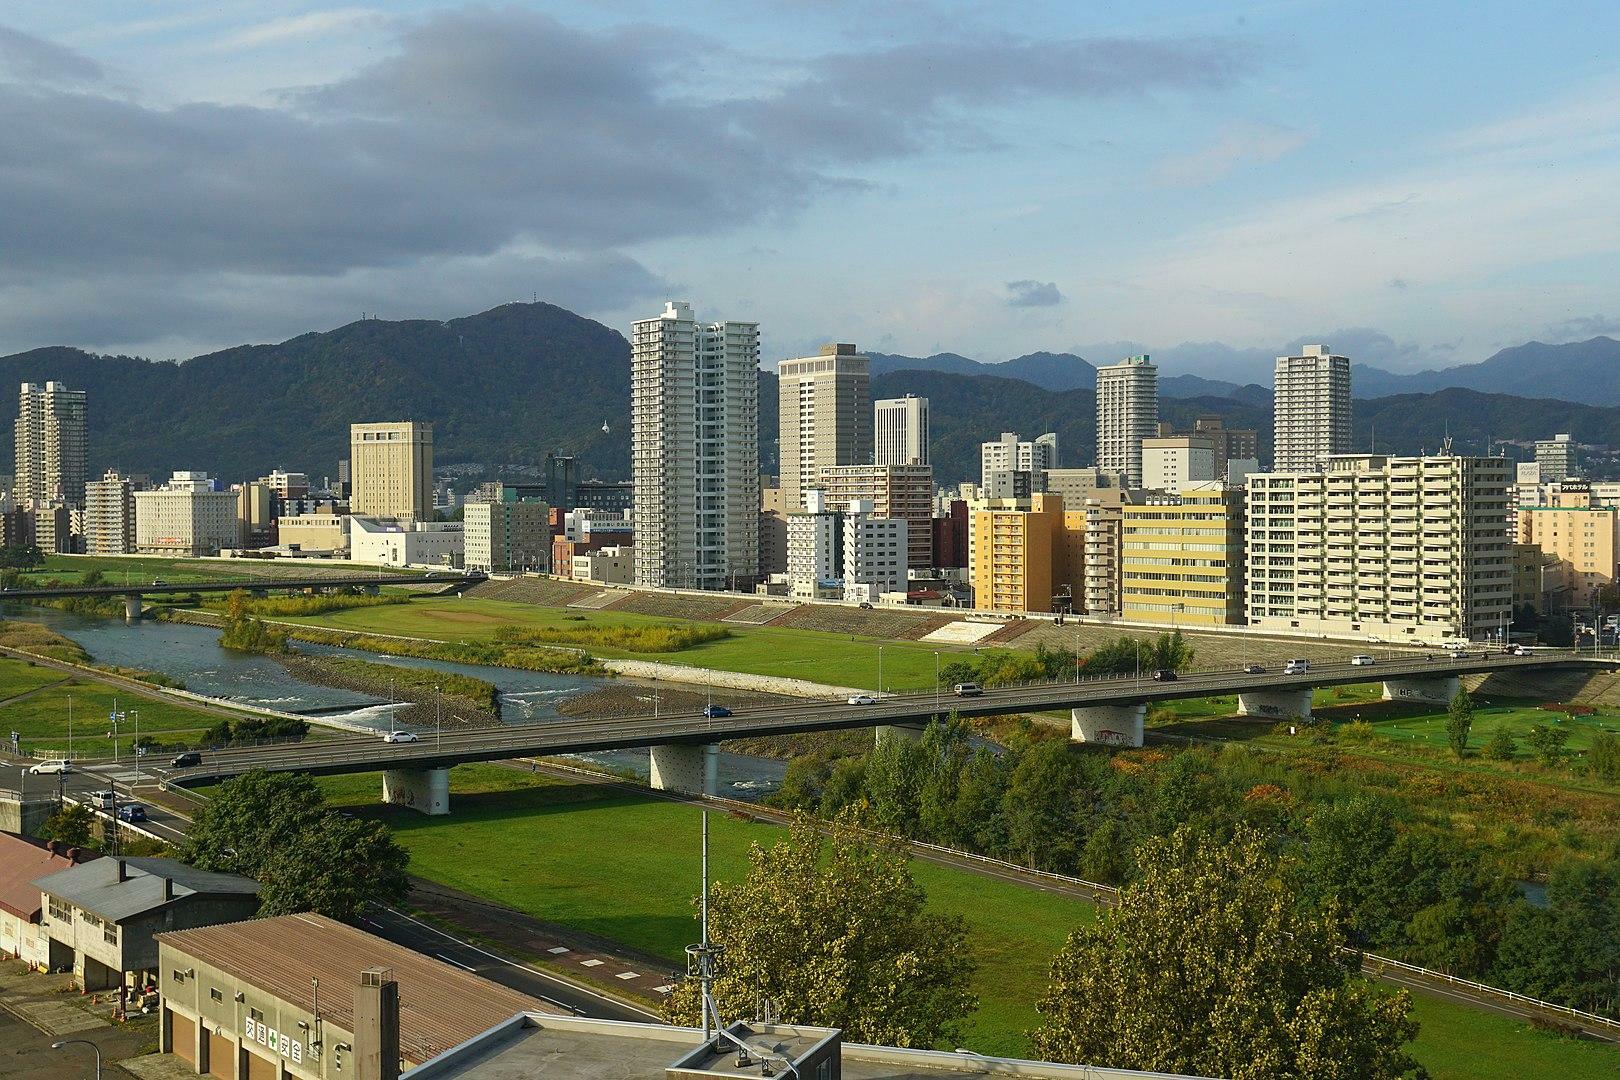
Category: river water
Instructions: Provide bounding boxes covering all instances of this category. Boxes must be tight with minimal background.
[2,604,784,796]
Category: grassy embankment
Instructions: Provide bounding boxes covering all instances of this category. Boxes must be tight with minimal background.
[14,553,425,586]
[312,763,1620,1077]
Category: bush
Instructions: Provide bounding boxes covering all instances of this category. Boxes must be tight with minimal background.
[491,620,730,653]
[238,593,410,618]
[1484,727,1518,761]
[1588,731,1620,783]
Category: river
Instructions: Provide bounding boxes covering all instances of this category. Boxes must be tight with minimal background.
[2,604,785,797]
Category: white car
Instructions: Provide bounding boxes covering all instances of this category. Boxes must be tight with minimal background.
[1350,655,1375,666]
[382,730,420,744]
[29,759,73,775]
[847,694,876,705]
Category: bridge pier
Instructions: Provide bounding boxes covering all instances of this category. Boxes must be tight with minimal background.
[1382,675,1461,706]
[1070,704,1145,748]
[381,767,450,815]
[123,593,143,622]
[875,723,927,745]
[649,743,718,796]
[1237,688,1314,720]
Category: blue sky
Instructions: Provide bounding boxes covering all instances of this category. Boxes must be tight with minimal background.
[2,1,1618,381]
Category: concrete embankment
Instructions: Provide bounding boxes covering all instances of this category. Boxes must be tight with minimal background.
[600,658,866,699]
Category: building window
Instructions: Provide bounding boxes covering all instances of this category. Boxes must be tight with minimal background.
[210,988,223,1003]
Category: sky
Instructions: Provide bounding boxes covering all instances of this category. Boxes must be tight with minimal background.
[2,1,1619,383]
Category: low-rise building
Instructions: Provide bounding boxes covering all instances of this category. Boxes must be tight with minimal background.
[134,472,239,556]
[464,500,551,573]
[0,834,86,968]
[34,856,259,993]
[276,513,350,554]
[348,517,463,568]
[571,545,633,584]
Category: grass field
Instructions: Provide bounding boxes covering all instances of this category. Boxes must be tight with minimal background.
[12,554,423,587]
[314,764,1620,1074]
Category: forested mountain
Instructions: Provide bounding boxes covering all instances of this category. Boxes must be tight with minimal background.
[5,301,1618,487]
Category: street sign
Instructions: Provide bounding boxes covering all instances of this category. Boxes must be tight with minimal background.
[135,746,146,757]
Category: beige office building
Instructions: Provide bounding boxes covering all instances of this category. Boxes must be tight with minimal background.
[350,421,433,521]
[15,381,87,507]
[277,513,349,554]
[815,463,934,571]
[464,500,551,573]
[133,472,239,556]
[1516,502,1619,613]
[1120,488,1245,626]
[778,344,870,513]
[1246,454,1512,641]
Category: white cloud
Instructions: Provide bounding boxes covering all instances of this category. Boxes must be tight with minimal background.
[212,9,387,52]
[1154,121,1312,187]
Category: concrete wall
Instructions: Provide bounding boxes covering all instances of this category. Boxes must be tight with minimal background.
[0,910,52,968]
[0,793,53,836]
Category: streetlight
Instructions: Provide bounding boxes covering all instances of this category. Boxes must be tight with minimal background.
[933,651,941,718]
[50,1039,101,1080]
[877,645,885,702]
[434,685,442,750]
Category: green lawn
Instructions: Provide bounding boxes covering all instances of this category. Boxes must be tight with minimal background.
[316,764,1620,1073]
[0,656,237,756]
[277,596,957,690]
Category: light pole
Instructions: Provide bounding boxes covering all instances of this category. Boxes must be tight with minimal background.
[129,710,140,783]
[50,1039,101,1080]
[933,651,941,718]
[434,685,442,749]
[877,645,885,702]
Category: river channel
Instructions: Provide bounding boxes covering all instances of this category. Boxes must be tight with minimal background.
[1,604,785,797]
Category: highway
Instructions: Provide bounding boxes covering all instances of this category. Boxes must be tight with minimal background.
[148,649,1604,784]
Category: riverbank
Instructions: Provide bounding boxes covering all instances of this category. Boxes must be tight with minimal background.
[277,652,502,730]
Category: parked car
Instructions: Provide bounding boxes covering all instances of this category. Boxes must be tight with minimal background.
[847,694,876,705]
[29,759,72,775]
[87,789,117,810]
[953,682,984,697]
[1242,664,1266,675]
[117,803,147,823]
[1283,659,1310,675]
[382,730,419,744]
[702,705,733,718]
[1350,654,1376,666]
[1151,668,1177,681]
[169,751,202,768]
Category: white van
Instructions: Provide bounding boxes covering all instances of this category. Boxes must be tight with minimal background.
[1283,659,1310,675]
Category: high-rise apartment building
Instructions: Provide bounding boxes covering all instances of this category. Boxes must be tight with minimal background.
[969,493,1067,613]
[841,499,908,604]
[778,344,870,512]
[630,301,760,591]
[874,395,929,467]
[84,470,138,555]
[815,463,933,571]
[1095,356,1157,486]
[15,382,87,508]
[1535,434,1578,482]
[1120,488,1246,626]
[464,499,552,573]
[1245,454,1511,641]
[1273,345,1352,471]
[350,422,433,521]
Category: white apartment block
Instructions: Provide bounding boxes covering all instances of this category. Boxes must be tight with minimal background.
[842,500,907,603]
[980,432,1059,486]
[133,472,238,556]
[1535,433,1577,482]
[15,381,87,508]
[84,470,137,555]
[464,500,551,573]
[874,395,929,467]
[1095,357,1157,487]
[786,490,842,599]
[1273,345,1352,472]
[815,463,933,571]
[1141,436,1216,493]
[349,516,463,568]
[350,421,433,521]
[778,344,870,512]
[1245,454,1512,642]
[631,301,760,591]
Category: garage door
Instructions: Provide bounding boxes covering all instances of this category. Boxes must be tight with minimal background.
[170,1010,195,1064]
[207,1031,235,1078]
[245,1049,276,1080]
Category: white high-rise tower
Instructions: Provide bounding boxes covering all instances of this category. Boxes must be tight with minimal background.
[1095,356,1157,486]
[1273,345,1352,471]
[874,394,929,467]
[15,381,87,508]
[631,302,760,591]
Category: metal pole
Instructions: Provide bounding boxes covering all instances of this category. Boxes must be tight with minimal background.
[435,686,442,749]
[50,1040,101,1080]
[878,646,884,701]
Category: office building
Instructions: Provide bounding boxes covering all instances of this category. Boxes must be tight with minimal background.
[1273,345,1352,471]
[1245,454,1512,641]
[571,545,633,584]
[778,343,870,512]
[1042,467,1122,504]
[841,498,908,604]
[874,394,929,466]
[15,381,87,507]
[630,301,760,590]
[260,469,310,503]
[1141,435,1217,492]
[969,493,1068,613]
[84,470,138,555]
[1156,417,1258,477]
[786,489,843,599]
[1120,488,1246,626]
[1536,433,1578,482]
[133,472,239,556]
[350,421,433,521]
[464,499,551,573]
[349,516,463,568]
[1095,356,1157,486]
[1516,501,1619,613]
[235,481,275,547]
[815,463,933,571]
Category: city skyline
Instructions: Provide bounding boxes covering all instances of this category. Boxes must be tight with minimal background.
[3,4,1619,375]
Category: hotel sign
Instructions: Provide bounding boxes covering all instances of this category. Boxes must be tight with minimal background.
[244,1016,304,1064]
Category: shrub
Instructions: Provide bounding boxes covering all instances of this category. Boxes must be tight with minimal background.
[1484,727,1518,761]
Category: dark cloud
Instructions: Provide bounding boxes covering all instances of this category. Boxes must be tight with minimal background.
[0,11,1248,354]
[1006,280,1063,307]
[1550,314,1620,340]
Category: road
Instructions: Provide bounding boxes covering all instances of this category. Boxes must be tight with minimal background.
[0,758,655,1024]
[144,650,1604,784]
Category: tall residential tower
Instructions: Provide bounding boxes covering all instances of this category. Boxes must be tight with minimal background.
[1094,356,1157,486]
[1273,345,1352,471]
[15,381,87,508]
[631,301,760,590]
[777,343,870,512]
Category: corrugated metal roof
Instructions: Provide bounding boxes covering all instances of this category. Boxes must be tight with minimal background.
[34,856,259,922]
[157,913,549,1065]
[0,833,80,922]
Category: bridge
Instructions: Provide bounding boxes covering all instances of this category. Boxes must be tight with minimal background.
[0,571,482,620]
[157,650,1611,814]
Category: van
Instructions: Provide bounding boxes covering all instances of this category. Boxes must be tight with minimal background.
[1283,659,1310,675]
[953,682,984,697]
[87,790,116,811]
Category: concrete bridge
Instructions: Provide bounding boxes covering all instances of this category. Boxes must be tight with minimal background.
[156,650,1611,814]
[0,571,482,620]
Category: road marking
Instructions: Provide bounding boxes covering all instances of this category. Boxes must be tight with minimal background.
[436,954,476,972]
[579,959,604,968]
[362,919,383,930]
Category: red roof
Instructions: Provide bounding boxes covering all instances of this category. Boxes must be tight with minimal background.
[0,833,85,922]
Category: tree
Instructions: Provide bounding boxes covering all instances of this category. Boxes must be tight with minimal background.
[41,803,95,849]
[1484,727,1517,761]
[1001,740,1089,871]
[1495,860,1620,1017]
[1445,689,1474,759]
[182,771,328,876]
[1032,825,1420,1080]
[1589,731,1620,784]
[664,812,976,1047]
[1526,723,1571,766]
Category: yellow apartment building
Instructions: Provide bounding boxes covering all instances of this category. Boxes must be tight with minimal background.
[1120,487,1245,626]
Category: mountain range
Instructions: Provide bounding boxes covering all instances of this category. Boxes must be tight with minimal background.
[4,302,1620,488]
